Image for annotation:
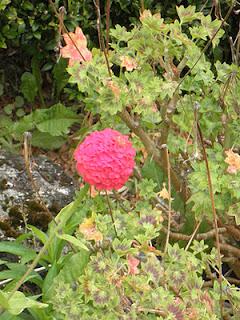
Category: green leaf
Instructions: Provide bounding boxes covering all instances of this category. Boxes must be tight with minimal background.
[0,0,11,11]
[0,311,24,319]
[16,109,25,118]
[0,263,27,281]
[27,225,48,245]
[46,251,89,301]
[12,113,34,137]
[56,234,89,252]
[31,131,66,150]
[138,178,157,200]
[176,5,202,24]
[201,15,224,47]
[14,96,24,108]
[0,242,36,264]
[4,104,14,115]
[0,291,48,315]
[35,103,78,136]
[53,251,89,285]
[42,262,58,302]
[20,72,38,103]
[142,157,164,187]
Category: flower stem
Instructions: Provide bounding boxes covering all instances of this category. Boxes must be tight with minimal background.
[105,191,118,237]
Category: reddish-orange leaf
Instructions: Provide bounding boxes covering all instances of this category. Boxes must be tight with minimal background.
[60,27,92,66]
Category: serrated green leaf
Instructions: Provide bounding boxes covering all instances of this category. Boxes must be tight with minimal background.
[35,103,78,136]
[176,5,202,24]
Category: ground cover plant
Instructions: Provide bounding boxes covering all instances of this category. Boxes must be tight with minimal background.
[0,1,240,319]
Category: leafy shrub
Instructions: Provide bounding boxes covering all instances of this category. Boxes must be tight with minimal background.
[0,4,240,320]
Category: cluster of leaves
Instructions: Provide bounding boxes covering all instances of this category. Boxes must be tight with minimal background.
[0,103,79,150]
[1,185,240,319]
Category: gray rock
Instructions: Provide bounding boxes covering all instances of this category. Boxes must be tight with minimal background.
[0,150,77,236]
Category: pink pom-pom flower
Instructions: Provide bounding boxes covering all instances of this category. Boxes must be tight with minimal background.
[74,128,136,190]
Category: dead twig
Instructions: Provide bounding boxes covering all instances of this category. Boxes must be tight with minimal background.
[105,0,111,52]
[220,243,240,258]
[161,226,226,241]
[164,147,172,254]
[185,220,201,251]
[196,110,223,316]
[93,0,112,76]
[23,132,54,223]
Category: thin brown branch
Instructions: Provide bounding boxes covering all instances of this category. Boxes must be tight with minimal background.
[161,226,226,241]
[220,243,240,258]
[164,147,172,254]
[105,0,111,52]
[119,109,190,202]
[23,132,54,223]
[105,191,118,237]
[93,0,112,76]
[197,118,223,316]
[185,220,201,251]
[139,0,145,13]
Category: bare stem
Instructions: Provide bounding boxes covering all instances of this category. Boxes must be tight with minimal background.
[105,191,118,237]
[105,0,111,52]
[93,0,112,77]
[164,147,172,254]
[23,132,55,223]
[185,220,201,251]
[197,121,223,316]
[139,0,145,13]
[161,226,226,241]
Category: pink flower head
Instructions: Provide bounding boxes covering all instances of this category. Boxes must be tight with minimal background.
[60,27,92,66]
[74,128,136,190]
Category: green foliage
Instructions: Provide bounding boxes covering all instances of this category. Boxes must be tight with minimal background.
[0,291,48,316]
[0,2,240,319]
[0,103,79,150]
